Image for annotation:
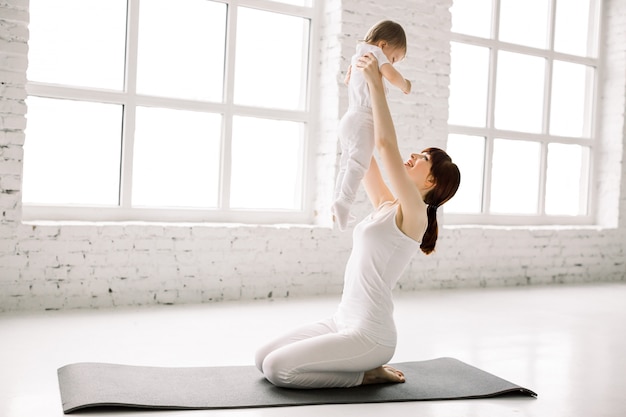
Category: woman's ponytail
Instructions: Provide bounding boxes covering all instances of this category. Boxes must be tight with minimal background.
[418,148,461,255]
[420,204,439,255]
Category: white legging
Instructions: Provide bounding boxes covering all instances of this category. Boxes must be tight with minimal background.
[254,317,395,389]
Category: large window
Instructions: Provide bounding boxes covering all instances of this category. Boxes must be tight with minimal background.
[24,0,317,223]
[446,0,600,225]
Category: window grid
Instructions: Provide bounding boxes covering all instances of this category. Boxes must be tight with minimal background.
[446,0,601,226]
[24,0,319,224]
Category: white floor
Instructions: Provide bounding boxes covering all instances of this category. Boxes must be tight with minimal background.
[1,283,625,417]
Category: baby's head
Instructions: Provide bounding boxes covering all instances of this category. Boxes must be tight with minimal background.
[363,20,407,64]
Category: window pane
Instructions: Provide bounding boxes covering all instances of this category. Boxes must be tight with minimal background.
[495,51,545,133]
[27,0,126,90]
[270,0,312,5]
[230,117,303,209]
[550,61,592,138]
[132,107,221,208]
[234,8,309,110]
[450,0,492,38]
[444,134,485,214]
[554,0,594,57]
[499,0,550,49]
[449,43,490,127]
[546,144,589,215]
[136,0,226,101]
[490,139,541,214]
[23,97,122,205]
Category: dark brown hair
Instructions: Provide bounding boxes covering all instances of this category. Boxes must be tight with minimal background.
[420,147,461,255]
[363,20,407,53]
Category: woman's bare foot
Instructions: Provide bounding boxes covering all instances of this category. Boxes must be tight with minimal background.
[361,365,406,385]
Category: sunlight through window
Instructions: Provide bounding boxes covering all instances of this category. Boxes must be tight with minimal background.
[447,0,599,224]
[28,0,126,90]
[136,0,227,102]
[230,117,304,210]
[445,135,485,214]
[132,107,222,208]
[24,0,316,222]
[23,97,122,206]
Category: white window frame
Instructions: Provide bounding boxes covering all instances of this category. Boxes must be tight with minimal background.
[24,0,320,224]
[446,0,602,226]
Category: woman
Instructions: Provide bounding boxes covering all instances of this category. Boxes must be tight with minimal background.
[255,52,461,388]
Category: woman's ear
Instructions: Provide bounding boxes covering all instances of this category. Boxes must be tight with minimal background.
[377,40,388,49]
[425,175,436,190]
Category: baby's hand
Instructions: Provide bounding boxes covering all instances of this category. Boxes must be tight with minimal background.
[403,79,412,94]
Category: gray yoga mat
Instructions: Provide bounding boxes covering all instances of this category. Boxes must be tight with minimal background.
[57,357,537,413]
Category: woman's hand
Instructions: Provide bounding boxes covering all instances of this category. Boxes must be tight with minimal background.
[355,53,383,87]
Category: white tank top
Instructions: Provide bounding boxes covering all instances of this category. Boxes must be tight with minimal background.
[334,201,421,346]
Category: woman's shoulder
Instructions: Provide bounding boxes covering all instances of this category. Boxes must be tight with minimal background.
[395,201,428,243]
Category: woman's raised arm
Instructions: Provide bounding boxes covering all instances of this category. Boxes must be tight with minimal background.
[356,53,428,240]
[362,156,394,209]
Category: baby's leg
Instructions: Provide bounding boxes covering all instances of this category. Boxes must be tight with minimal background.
[333,111,374,230]
[331,199,352,231]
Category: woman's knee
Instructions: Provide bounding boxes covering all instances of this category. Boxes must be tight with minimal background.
[254,344,271,373]
[260,352,293,388]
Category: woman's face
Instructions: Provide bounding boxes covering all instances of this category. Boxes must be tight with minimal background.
[405,152,434,191]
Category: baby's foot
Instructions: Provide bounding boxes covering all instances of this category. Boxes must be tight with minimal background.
[331,199,351,231]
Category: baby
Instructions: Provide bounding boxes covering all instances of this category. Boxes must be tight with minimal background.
[332,20,411,230]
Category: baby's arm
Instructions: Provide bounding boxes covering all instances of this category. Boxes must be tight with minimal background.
[380,63,411,94]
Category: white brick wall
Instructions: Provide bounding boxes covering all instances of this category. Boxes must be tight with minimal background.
[0,0,624,312]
